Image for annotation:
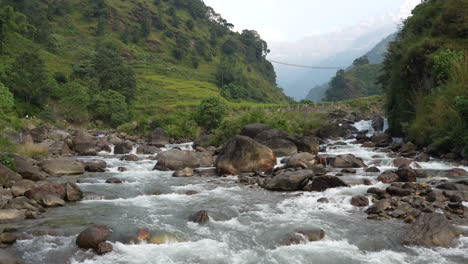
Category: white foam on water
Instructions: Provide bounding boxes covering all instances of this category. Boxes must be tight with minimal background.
[15,236,77,264]
[80,194,158,208]
[353,120,375,134]
[70,239,230,264]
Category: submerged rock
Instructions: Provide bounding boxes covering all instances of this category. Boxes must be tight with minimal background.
[403,213,461,248]
[188,210,209,224]
[215,136,276,175]
[172,168,194,177]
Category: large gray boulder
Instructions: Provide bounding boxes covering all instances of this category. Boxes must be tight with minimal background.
[0,248,19,264]
[154,149,213,171]
[264,169,313,191]
[404,213,461,248]
[11,180,36,197]
[41,159,85,176]
[148,128,170,147]
[240,124,271,139]
[0,209,25,223]
[371,116,384,132]
[331,154,367,168]
[215,136,276,175]
[310,176,349,192]
[114,141,133,155]
[76,225,111,252]
[48,141,73,156]
[72,130,97,155]
[286,153,316,169]
[262,138,298,157]
[9,155,47,181]
[0,164,22,188]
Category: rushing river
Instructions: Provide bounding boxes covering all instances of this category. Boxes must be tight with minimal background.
[12,121,468,264]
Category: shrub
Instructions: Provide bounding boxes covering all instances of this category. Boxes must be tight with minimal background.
[195,97,228,131]
[59,82,91,123]
[0,154,16,171]
[0,82,14,111]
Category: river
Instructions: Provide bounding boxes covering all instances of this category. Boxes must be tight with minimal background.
[12,121,468,264]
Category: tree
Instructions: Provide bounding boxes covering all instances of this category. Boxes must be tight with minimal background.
[7,52,54,109]
[353,56,370,67]
[59,82,90,123]
[0,82,14,111]
[0,5,28,53]
[186,19,194,31]
[222,39,237,55]
[93,43,136,101]
[195,97,228,131]
[89,90,130,127]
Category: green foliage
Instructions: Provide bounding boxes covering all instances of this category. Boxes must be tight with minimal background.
[90,90,130,127]
[59,82,90,123]
[0,82,14,111]
[432,49,464,85]
[6,52,56,113]
[211,108,326,146]
[195,96,228,131]
[381,0,467,137]
[353,56,370,67]
[0,153,16,171]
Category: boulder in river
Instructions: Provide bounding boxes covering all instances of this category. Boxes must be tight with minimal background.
[0,209,25,223]
[96,242,113,255]
[310,176,349,192]
[154,149,213,171]
[0,164,22,188]
[148,128,170,147]
[84,160,107,172]
[351,195,369,206]
[188,210,209,224]
[365,199,391,214]
[262,138,298,157]
[264,169,314,191]
[76,225,111,252]
[331,154,366,168]
[403,213,461,248]
[114,141,133,155]
[396,165,417,182]
[65,182,83,201]
[365,167,381,173]
[371,116,384,131]
[286,153,316,169]
[24,184,66,204]
[41,159,84,176]
[215,136,276,175]
[136,145,161,155]
[0,248,19,264]
[172,168,194,177]
[377,171,400,184]
[72,130,97,155]
[11,180,36,197]
[105,178,124,184]
[240,123,271,139]
[120,154,140,161]
[9,154,47,181]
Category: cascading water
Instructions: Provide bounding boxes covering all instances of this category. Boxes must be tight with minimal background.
[11,123,468,264]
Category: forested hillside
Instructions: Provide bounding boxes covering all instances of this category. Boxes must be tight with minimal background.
[0,0,289,130]
[381,0,467,157]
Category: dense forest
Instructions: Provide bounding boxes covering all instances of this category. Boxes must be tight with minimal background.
[0,0,289,131]
[380,0,467,157]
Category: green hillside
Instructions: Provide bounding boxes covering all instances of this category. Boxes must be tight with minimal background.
[381,0,468,156]
[0,0,289,128]
[324,56,382,102]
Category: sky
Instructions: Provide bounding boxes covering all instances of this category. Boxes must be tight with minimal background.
[203,0,421,42]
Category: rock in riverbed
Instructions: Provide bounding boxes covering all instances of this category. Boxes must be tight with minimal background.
[76,225,112,253]
[404,213,461,248]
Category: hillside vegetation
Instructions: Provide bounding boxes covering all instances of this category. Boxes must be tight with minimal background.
[306,33,395,102]
[380,0,468,157]
[0,0,289,132]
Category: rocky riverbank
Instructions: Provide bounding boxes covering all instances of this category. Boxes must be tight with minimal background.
[0,115,467,263]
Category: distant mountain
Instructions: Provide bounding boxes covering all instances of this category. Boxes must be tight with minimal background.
[304,32,396,102]
[269,22,397,100]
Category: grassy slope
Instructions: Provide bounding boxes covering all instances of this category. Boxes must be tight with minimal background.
[5,0,288,119]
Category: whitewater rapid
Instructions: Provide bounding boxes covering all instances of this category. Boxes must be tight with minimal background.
[12,121,468,264]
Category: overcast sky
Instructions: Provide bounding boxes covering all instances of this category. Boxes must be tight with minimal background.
[203,0,422,42]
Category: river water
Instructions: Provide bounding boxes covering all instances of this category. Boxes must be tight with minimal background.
[12,121,468,264]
